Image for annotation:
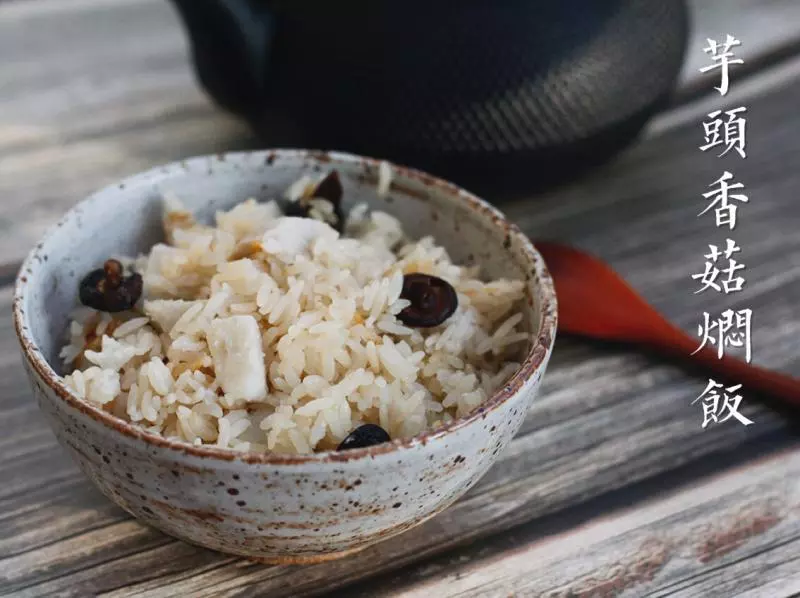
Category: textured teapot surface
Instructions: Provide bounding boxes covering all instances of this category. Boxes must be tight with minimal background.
[172,0,688,191]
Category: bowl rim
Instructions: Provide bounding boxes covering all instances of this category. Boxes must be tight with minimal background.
[13,149,557,466]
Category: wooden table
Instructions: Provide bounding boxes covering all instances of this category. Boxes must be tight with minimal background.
[1,1,799,596]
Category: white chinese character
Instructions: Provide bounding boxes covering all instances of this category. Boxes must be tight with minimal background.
[692,379,754,428]
[692,239,746,294]
[700,171,749,229]
[693,308,753,363]
[700,107,747,158]
[699,35,744,96]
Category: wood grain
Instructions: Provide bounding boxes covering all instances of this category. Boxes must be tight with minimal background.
[503,56,800,333]
[1,1,799,596]
[0,0,799,269]
[359,447,800,598]
[0,122,797,595]
[0,0,256,268]
[678,0,800,100]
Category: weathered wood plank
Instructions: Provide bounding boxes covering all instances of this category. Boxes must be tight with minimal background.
[2,44,800,598]
[0,0,799,269]
[0,149,796,597]
[0,0,255,267]
[353,447,800,598]
[0,1,799,596]
[678,0,800,97]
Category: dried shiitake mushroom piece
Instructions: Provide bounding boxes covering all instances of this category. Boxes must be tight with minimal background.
[79,259,143,312]
[282,170,345,231]
[397,273,458,328]
[337,424,391,450]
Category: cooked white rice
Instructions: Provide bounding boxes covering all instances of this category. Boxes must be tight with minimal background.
[60,170,530,454]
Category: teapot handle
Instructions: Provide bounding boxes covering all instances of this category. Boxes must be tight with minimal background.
[169,0,276,117]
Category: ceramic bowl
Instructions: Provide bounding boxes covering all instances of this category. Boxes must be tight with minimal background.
[13,150,557,563]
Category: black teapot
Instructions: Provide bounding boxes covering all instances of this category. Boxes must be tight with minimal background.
[170,0,688,191]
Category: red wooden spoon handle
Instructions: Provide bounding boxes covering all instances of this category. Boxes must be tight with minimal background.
[536,242,800,406]
[646,321,800,405]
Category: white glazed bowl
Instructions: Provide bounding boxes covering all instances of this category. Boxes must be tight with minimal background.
[13,150,557,563]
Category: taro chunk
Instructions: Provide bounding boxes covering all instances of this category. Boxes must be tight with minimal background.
[144,299,202,335]
[206,315,267,401]
[261,217,338,262]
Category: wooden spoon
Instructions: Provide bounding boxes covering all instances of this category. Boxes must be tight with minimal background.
[535,242,800,406]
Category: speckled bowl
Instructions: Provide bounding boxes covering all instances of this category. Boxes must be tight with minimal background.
[13,150,557,563]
